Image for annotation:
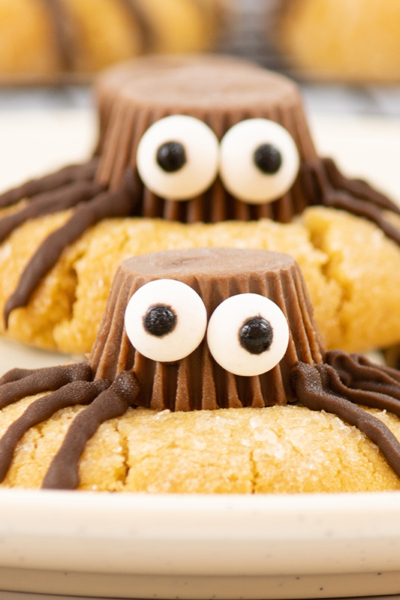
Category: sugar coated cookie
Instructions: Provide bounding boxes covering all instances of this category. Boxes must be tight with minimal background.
[1,248,400,491]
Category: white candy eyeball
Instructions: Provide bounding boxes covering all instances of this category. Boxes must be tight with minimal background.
[136,115,219,201]
[125,279,207,362]
[219,119,300,204]
[207,293,289,377]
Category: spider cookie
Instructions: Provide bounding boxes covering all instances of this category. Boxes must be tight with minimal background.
[0,55,399,348]
[2,248,400,493]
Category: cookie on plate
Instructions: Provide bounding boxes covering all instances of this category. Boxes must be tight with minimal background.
[1,248,400,493]
[1,206,400,356]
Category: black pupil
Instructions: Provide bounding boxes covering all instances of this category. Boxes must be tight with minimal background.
[253,144,282,174]
[144,304,177,337]
[157,141,186,173]
[239,316,273,355]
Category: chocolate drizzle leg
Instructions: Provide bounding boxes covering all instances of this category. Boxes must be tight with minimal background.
[116,0,155,52]
[0,180,103,244]
[0,363,92,407]
[322,158,400,214]
[0,362,139,489]
[301,157,400,246]
[39,0,79,72]
[0,159,99,210]
[291,356,400,479]
[0,378,109,483]
[42,371,139,490]
[4,183,136,326]
[0,367,43,386]
[326,350,400,399]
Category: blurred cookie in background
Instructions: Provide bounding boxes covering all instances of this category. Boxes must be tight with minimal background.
[3,0,400,86]
[278,0,400,83]
[0,0,219,83]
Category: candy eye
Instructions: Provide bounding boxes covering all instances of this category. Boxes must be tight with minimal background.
[207,293,289,376]
[124,279,207,362]
[136,115,219,201]
[219,119,300,204]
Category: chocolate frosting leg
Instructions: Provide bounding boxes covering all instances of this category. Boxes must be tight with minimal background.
[0,367,41,386]
[322,158,400,214]
[0,379,109,483]
[39,0,79,71]
[291,362,400,480]
[323,193,400,246]
[116,0,155,51]
[0,159,99,209]
[326,350,400,398]
[301,157,400,246]
[42,371,140,490]
[0,181,103,244]
[315,362,400,417]
[0,363,92,408]
[4,185,135,326]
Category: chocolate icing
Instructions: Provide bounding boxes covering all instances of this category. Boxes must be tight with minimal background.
[327,350,400,396]
[291,356,400,481]
[2,249,400,488]
[323,158,400,214]
[38,0,158,72]
[4,184,135,326]
[40,0,79,71]
[0,363,92,408]
[116,0,154,52]
[0,180,103,245]
[0,378,108,483]
[42,371,139,490]
[0,160,99,210]
[301,158,400,246]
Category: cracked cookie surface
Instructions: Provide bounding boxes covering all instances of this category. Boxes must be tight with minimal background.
[1,206,400,354]
[2,398,400,493]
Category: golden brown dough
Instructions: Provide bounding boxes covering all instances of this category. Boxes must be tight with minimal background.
[64,0,143,72]
[0,0,58,77]
[2,396,400,493]
[278,0,400,82]
[1,207,400,355]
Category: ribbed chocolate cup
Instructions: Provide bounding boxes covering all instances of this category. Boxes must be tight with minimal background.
[90,248,325,411]
[94,54,317,223]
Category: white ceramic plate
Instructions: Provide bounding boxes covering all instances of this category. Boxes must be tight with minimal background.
[1,489,400,599]
[0,337,400,599]
[1,108,400,600]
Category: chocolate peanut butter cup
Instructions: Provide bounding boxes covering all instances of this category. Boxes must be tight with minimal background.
[95,54,316,223]
[90,248,325,410]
